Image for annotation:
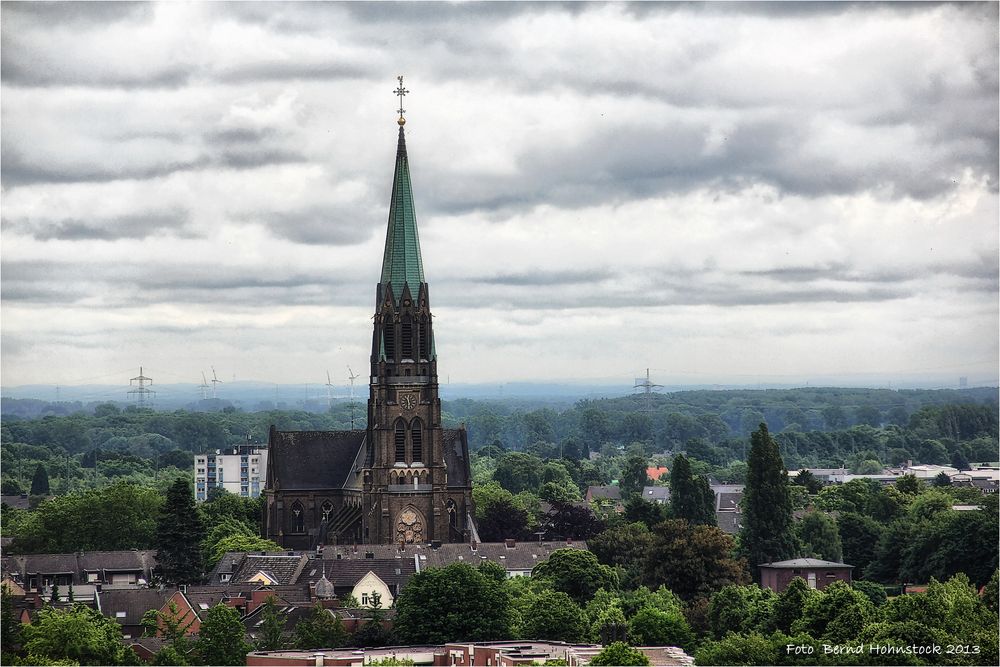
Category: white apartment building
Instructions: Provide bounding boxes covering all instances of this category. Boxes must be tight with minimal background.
[194,445,268,501]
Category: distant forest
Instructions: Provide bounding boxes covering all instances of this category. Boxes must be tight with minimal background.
[1,387,997,497]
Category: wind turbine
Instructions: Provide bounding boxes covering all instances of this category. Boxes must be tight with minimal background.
[347,365,361,430]
[325,371,335,409]
[199,372,210,400]
[211,366,223,399]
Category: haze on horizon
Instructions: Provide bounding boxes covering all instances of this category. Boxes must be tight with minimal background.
[2,2,998,390]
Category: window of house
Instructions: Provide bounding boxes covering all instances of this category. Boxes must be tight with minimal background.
[116,611,126,618]
[361,593,370,605]
[87,572,98,582]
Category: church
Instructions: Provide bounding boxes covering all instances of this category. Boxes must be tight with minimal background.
[262,82,475,549]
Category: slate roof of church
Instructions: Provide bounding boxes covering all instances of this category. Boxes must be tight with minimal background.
[442,429,470,488]
[380,126,424,303]
[268,429,366,490]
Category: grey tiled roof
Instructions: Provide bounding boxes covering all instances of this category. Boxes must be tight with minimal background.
[418,541,590,573]
[3,550,156,585]
[716,511,742,535]
[268,430,366,490]
[642,486,670,501]
[231,555,308,585]
[586,486,621,501]
[307,557,416,591]
[98,588,171,626]
[0,495,30,510]
[759,558,853,569]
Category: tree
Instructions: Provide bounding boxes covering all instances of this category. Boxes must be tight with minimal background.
[706,585,776,639]
[796,511,842,562]
[622,496,669,529]
[642,519,749,601]
[154,478,205,584]
[293,604,348,650]
[543,502,605,540]
[520,590,589,643]
[30,464,50,496]
[851,580,887,608]
[627,605,694,650]
[791,470,823,495]
[531,549,618,605]
[693,632,780,666]
[2,584,22,657]
[739,424,796,577]
[21,605,137,665]
[837,512,883,575]
[619,454,648,498]
[473,482,530,542]
[590,598,628,645]
[493,453,544,494]
[793,580,875,643]
[393,563,511,643]
[950,450,971,471]
[588,642,650,666]
[353,591,390,648]
[669,454,716,526]
[254,596,286,651]
[195,604,250,666]
[588,523,654,588]
[771,577,815,634]
[205,534,282,570]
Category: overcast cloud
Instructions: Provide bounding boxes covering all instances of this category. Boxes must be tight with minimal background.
[1,1,997,390]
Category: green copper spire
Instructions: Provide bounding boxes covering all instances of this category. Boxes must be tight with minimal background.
[379,119,425,304]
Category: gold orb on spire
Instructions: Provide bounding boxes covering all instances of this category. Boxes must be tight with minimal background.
[397,116,406,126]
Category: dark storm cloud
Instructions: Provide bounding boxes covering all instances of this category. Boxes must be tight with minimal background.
[3,210,195,241]
[0,145,208,188]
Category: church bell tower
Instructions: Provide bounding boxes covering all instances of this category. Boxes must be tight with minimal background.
[362,78,472,545]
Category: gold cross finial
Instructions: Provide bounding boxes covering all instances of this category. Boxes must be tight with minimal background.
[394,75,409,126]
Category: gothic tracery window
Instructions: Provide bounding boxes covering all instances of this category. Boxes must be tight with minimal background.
[291,502,304,533]
[321,501,334,522]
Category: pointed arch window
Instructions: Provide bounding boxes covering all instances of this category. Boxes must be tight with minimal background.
[383,320,396,361]
[321,501,334,522]
[394,420,406,463]
[411,419,423,463]
[401,318,413,359]
[419,317,430,360]
[291,502,304,533]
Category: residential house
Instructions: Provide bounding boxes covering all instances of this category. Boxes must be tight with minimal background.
[759,558,854,592]
[98,588,171,639]
[642,486,670,504]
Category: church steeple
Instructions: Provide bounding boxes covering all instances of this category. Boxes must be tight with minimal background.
[379,124,425,304]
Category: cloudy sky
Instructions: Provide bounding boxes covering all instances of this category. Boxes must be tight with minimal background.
[2,1,997,391]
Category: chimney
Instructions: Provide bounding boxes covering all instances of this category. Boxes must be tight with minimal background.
[566,537,573,545]
[504,538,515,549]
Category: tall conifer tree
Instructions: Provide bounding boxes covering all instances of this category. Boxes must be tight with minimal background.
[669,454,716,526]
[155,478,205,584]
[740,423,796,579]
[30,463,50,496]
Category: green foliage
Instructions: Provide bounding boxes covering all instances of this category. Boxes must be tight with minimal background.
[851,580,888,608]
[21,604,137,665]
[796,511,843,562]
[794,581,876,643]
[837,512,882,576]
[643,519,749,601]
[791,469,823,495]
[473,482,530,541]
[9,482,162,553]
[693,632,777,666]
[627,605,694,650]
[195,604,250,666]
[588,642,650,666]
[740,424,797,574]
[30,464,50,496]
[772,577,816,634]
[531,549,618,605]
[588,522,654,588]
[254,596,286,651]
[619,454,649,498]
[983,569,999,614]
[669,454,716,526]
[205,534,282,570]
[590,598,628,645]
[155,478,205,584]
[494,453,545,494]
[519,589,590,643]
[707,585,776,638]
[293,604,348,650]
[2,584,22,655]
[393,563,512,644]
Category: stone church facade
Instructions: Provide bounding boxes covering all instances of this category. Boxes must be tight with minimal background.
[262,116,475,549]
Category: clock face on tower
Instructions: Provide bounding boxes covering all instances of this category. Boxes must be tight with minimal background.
[400,393,417,411]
